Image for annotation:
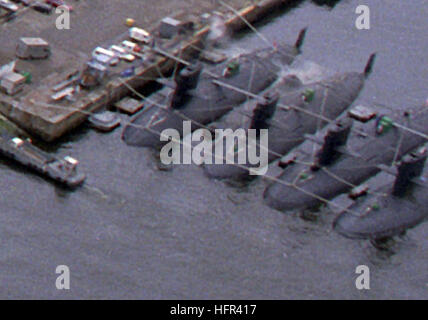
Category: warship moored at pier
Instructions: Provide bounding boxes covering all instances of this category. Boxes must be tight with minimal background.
[333,146,428,241]
[263,102,428,212]
[121,29,308,149]
[203,54,376,180]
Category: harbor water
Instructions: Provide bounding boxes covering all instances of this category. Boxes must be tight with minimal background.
[0,0,427,298]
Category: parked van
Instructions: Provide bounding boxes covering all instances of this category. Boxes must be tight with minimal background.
[92,47,119,66]
[16,37,50,59]
[129,27,151,44]
[109,45,135,62]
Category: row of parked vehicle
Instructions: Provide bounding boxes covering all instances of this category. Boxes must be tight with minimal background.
[91,28,153,67]
[2,0,74,14]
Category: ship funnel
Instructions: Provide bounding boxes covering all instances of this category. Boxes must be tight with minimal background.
[392,147,427,197]
[250,91,279,132]
[364,53,377,78]
[175,63,202,92]
[171,63,203,109]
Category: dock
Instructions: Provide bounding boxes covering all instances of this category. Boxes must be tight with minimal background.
[0,0,298,141]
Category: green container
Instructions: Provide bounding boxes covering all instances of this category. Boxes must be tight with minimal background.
[226,61,240,76]
[21,71,32,84]
[302,89,315,102]
[371,202,380,211]
[376,116,394,134]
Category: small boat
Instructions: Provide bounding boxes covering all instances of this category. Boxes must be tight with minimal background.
[0,134,85,187]
[88,111,121,132]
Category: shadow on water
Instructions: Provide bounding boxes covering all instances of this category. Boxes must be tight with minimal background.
[311,0,343,8]
[31,124,92,153]
[230,0,306,41]
[358,232,420,267]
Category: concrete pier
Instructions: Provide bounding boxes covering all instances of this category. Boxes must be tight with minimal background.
[0,0,297,141]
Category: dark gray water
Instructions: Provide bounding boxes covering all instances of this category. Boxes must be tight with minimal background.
[0,0,427,299]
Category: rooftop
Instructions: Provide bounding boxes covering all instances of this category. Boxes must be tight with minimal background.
[19,37,49,46]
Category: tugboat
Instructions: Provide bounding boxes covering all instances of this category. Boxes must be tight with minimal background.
[333,146,428,242]
[263,102,428,212]
[121,29,308,149]
[0,134,85,187]
[203,54,376,180]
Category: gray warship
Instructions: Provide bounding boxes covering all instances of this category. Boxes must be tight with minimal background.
[0,133,85,187]
[121,29,307,149]
[263,103,428,212]
[203,54,376,180]
[333,146,428,242]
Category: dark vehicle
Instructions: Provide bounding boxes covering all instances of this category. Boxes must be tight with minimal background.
[263,102,428,212]
[31,1,52,13]
[122,29,308,150]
